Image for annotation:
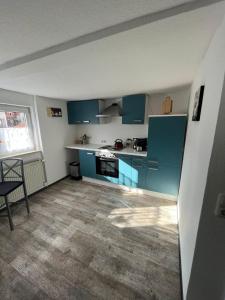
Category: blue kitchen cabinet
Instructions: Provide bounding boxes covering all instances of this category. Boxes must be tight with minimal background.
[118,155,133,187]
[147,116,187,166]
[132,157,146,188]
[79,150,96,178]
[146,115,187,195]
[145,162,181,196]
[122,94,146,124]
[67,100,100,124]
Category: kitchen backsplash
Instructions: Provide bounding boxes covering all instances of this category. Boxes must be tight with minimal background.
[76,117,148,145]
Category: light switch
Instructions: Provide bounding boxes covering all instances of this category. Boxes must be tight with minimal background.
[215,193,225,218]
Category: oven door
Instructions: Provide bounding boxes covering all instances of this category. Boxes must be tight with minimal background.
[96,156,119,178]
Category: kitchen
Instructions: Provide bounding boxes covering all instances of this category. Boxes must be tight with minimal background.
[66,88,189,198]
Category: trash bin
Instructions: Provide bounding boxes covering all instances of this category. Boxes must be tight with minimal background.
[69,161,82,180]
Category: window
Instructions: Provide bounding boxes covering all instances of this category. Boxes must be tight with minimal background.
[0,104,36,156]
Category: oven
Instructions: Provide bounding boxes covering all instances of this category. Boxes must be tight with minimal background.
[96,152,119,178]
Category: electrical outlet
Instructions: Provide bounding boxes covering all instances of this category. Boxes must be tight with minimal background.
[101,140,107,144]
[215,193,225,218]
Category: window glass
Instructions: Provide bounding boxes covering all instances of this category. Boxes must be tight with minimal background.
[0,105,35,156]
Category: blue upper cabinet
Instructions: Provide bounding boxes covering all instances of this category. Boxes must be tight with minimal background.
[122,94,146,124]
[67,100,100,124]
[147,116,187,167]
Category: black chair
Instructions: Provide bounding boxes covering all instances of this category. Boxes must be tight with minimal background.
[0,158,30,230]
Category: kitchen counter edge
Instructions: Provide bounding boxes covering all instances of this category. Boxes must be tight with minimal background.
[65,144,147,157]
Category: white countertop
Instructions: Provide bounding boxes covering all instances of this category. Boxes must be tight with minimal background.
[65,144,147,157]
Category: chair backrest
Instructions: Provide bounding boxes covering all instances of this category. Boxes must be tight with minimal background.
[0,159,25,183]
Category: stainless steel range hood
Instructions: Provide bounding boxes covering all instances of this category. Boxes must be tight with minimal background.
[96,103,122,118]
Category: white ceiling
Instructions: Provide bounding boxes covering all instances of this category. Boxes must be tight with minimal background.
[0,1,224,99]
[0,0,194,65]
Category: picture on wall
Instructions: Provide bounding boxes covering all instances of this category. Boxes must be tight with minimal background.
[47,107,62,117]
[192,85,205,121]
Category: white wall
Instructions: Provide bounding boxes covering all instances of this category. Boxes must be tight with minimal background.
[35,96,76,185]
[178,14,225,299]
[148,85,190,115]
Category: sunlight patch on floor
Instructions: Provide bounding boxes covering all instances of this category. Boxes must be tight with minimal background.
[121,186,144,194]
[108,206,177,228]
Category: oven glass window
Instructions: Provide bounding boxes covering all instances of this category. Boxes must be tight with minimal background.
[96,157,119,178]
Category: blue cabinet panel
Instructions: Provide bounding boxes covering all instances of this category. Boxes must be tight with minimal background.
[67,100,100,124]
[145,163,181,196]
[118,155,132,187]
[147,116,187,167]
[79,150,96,178]
[132,157,146,188]
[122,94,145,124]
[67,101,80,124]
[146,116,187,195]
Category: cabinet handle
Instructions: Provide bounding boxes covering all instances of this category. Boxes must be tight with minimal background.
[87,152,94,155]
[83,120,90,123]
[148,160,158,164]
[75,121,81,123]
[148,167,159,171]
[133,119,142,122]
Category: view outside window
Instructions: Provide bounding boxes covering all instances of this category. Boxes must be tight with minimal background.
[0,108,35,155]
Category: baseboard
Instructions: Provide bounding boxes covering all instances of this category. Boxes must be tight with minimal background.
[82,176,177,201]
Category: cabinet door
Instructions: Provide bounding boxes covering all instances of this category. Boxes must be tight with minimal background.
[67,101,81,124]
[118,155,133,187]
[147,116,187,167]
[79,150,96,178]
[145,163,181,196]
[132,157,146,188]
[67,100,100,124]
[122,94,145,124]
[82,100,99,124]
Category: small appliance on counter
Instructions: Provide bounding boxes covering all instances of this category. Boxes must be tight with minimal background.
[114,139,123,150]
[133,138,147,151]
[125,138,133,148]
[80,134,89,144]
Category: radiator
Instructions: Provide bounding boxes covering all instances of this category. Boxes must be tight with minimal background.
[0,159,46,207]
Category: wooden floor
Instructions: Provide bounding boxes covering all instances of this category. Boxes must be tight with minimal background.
[0,178,181,300]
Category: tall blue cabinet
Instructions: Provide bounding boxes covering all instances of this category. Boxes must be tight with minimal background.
[147,115,187,195]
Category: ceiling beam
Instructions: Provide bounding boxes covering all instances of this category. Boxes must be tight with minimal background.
[0,0,223,72]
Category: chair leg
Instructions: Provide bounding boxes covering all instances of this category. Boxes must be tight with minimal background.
[23,182,30,214]
[4,196,14,231]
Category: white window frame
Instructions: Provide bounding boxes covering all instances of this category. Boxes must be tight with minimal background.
[0,104,38,157]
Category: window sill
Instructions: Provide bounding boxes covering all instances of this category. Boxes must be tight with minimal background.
[0,150,43,160]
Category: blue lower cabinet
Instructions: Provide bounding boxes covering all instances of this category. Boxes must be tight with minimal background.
[131,157,146,188]
[145,163,181,196]
[118,155,132,187]
[79,150,96,178]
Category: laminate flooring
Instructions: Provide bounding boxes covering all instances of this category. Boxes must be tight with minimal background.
[0,178,181,300]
